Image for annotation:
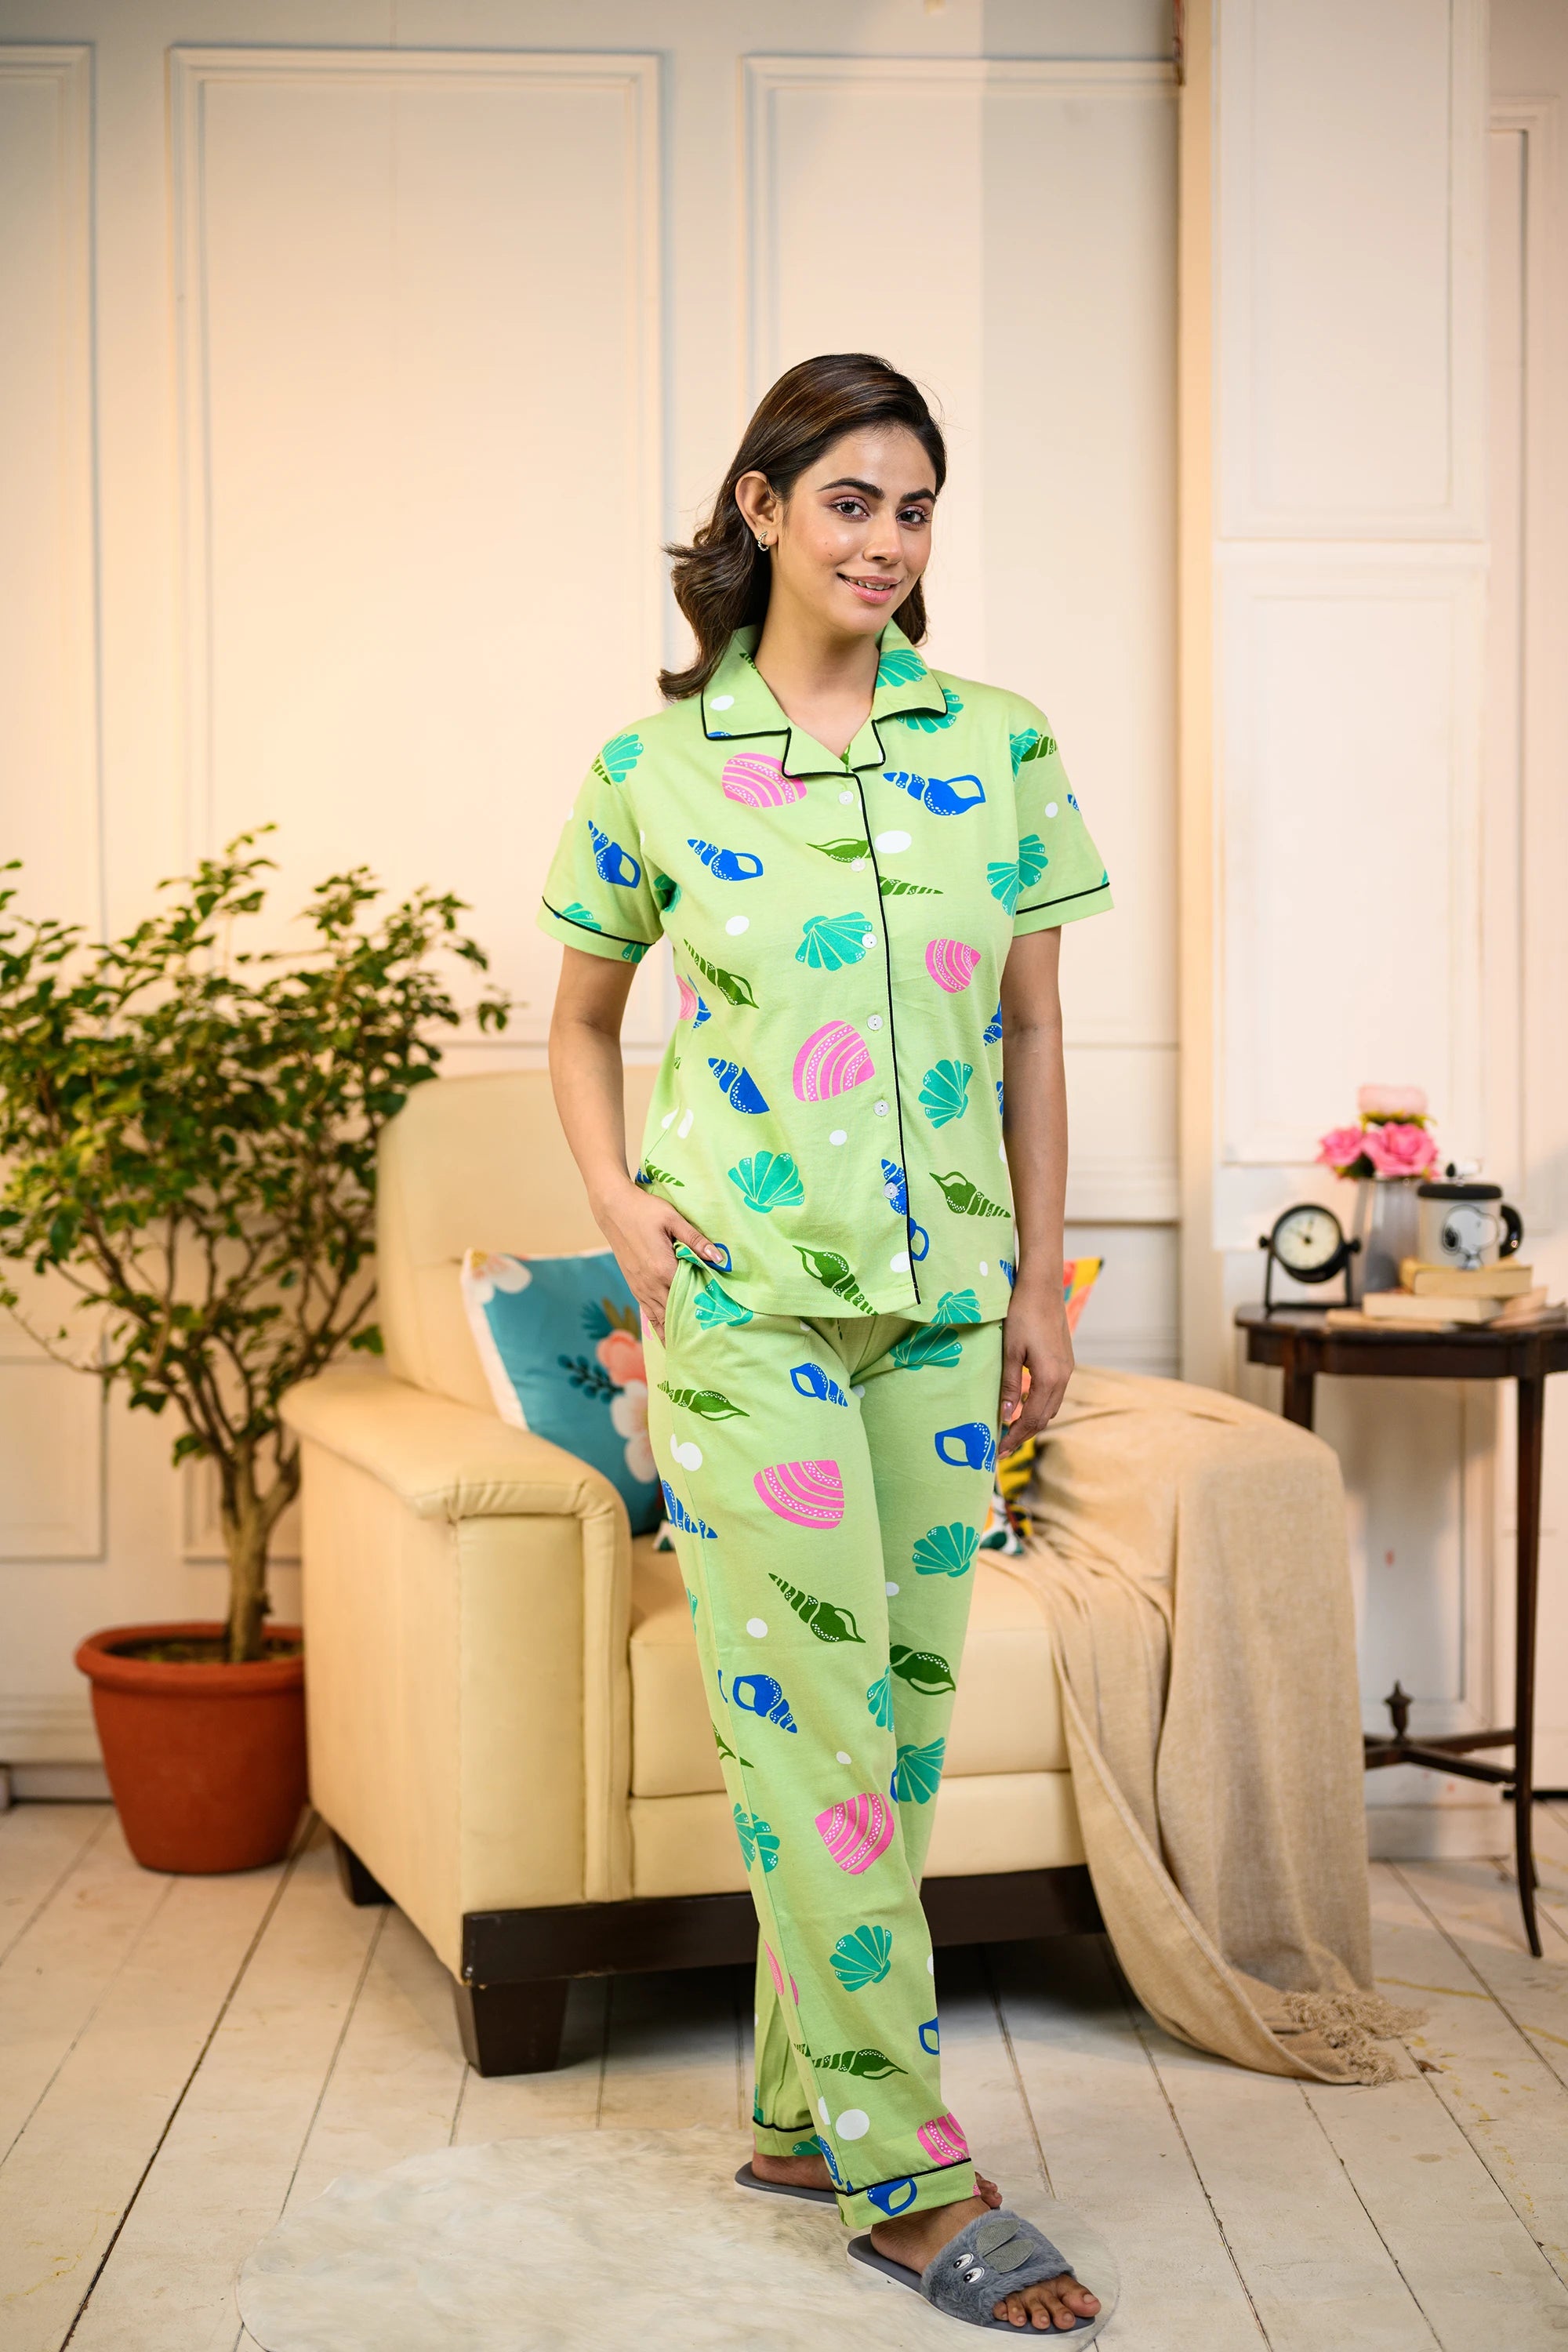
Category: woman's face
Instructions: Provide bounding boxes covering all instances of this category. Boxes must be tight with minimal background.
[737,425,938,643]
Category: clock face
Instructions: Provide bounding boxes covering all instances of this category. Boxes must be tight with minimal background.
[1272,1203,1344,1277]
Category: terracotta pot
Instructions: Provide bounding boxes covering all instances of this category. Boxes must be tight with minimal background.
[74,1621,307,1873]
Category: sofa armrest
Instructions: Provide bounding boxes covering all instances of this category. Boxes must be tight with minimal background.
[281,1366,626,1528]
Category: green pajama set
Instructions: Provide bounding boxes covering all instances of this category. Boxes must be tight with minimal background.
[537,620,1111,2229]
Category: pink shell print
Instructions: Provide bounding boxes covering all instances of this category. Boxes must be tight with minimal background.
[762,1942,800,2004]
[793,1021,874,1102]
[722,752,806,808]
[924,938,981,993]
[917,2112,971,2165]
[676,971,699,1022]
[815,1793,896,1875]
[753,1459,846,1529]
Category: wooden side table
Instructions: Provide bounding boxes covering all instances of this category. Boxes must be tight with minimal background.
[1236,1305,1568,1956]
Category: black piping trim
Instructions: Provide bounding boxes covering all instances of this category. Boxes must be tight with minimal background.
[699,668,950,776]
[850,766,922,1310]
[844,2155,975,2198]
[1014,878,1112,918]
[540,895,653,951]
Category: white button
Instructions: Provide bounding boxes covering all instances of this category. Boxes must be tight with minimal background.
[829,1128,847,1145]
[1045,800,1058,818]
[849,856,866,871]
[746,1617,768,1638]
[866,1014,883,1033]
[873,829,910,854]
[838,788,855,804]
[852,1385,866,1396]
[725,915,749,935]
[711,694,735,710]
[885,1581,899,1596]
[873,1099,889,1116]
[836,1750,851,1764]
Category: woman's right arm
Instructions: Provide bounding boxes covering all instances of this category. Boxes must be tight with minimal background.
[546,945,724,1341]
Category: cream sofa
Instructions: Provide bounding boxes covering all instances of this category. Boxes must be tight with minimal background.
[281,1070,1093,2074]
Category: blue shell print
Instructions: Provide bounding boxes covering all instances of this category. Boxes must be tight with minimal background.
[982,1000,1004,1045]
[588,818,641,890]
[707,1057,769,1113]
[884,769,985,817]
[880,1159,909,1214]
[688,839,764,881]
[659,1479,716,1537]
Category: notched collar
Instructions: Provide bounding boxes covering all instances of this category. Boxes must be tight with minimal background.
[698,619,949,778]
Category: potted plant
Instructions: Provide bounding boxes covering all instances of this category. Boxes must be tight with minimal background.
[1316,1083,1439,1293]
[0,834,509,1871]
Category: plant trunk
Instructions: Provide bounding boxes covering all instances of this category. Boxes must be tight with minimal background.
[223,1447,298,1664]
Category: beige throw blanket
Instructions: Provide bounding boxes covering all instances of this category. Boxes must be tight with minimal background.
[1000,1367,1418,2085]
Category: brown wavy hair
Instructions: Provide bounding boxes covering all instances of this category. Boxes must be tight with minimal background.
[659,353,946,702]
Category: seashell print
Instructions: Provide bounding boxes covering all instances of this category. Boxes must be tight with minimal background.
[561,901,602,931]
[722,751,805,808]
[658,1479,716,1538]
[814,1794,896,1875]
[688,837,765,881]
[877,648,928,688]
[924,938,981,993]
[884,766,984,815]
[588,818,642,889]
[982,999,1004,1044]
[918,2016,941,2056]
[789,1361,849,1406]
[810,835,873,866]
[706,1056,769,1113]
[657,1381,748,1421]
[728,1151,804,1213]
[912,1521,979,1579]
[878,873,942,897]
[651,867,680,913]
[866,1668,894,1729]
[733,1805,779,1874]
[793,1022,873,1102]
[592,729,643,786]
[727,1670,799,1732]
[996,1076,1005,1118]
[829,1923,893,1992]
[753,1458,845,1530]
[868,2178,918,2216]
[931,1288,982,1325]
[676,971,700,1023]
[795,912,874,971]
[1000,1258,1016,1287]
[693,1278,752,1329]
[916,2113,971,2165]
[890,1324,963,1372]
[806,2044,906,2079]
[880,1159,908,1215]
[793,1245,875,1311]
[1016,728,1058,767]
[768,1573,862,1643]
[762,1943,800,2005]
[987,858,1022,914]
[908,1218,930,1262]
[891,1735,946,1805]
[681,939,757,1008]
[1018,831,1049,887]
[890,1643,956,1695]
[931,1169,1009,1218]
[919,1059,973,1127]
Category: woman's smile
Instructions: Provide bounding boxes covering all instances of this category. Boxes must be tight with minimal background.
[840,571,902,605]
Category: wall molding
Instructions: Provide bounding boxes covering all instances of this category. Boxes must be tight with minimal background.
[0,1692,99,1765]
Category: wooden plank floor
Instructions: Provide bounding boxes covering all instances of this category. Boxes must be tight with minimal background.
[1,1804,1565,2350]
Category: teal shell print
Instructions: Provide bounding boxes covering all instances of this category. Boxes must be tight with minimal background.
[890,1643,956,1695]
[829,1924,893,1991]
[681,940,757,1009]
[619,940,645,962]
[866,1668,894,1728]
[930,1288,982,1325]
[889,1324,964,1372]
[592,730,643,786]
[588,818,641,890]
[913,1521,979,1578]
[877,648,928,688]
[891,1735,946,1804]
[768,1573,862,1645]
[902,685,964,731]
[561,901,603,931]
[693,1276,753,1328]
[987,833,1050,915]
[931,1169,1009,1219]
[794,1245,876,1312]
[1009,727,1040,773]
[707,1057,769,1113]
[733,1805,780,1874]
[919,1059,972,1127]
[728,1151,804,1212]
[657,1381,748,1421]
[796,912,873,971]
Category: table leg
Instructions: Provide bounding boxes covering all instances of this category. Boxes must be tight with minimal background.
[1281,1351,1316,1429]
[1514,1375,1545,1958]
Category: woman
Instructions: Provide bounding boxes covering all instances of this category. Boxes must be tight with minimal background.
[539,354,1112,2333]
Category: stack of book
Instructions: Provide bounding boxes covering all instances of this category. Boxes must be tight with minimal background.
[1326,1259,1563,1332]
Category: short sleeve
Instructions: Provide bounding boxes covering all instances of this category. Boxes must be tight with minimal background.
[535,728,663,965]
[1007,703,1113,937]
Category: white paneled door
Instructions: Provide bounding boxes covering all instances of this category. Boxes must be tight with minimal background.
[0,0,1178,1774]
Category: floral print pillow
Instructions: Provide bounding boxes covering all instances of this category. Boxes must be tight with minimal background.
[460,1250,660,1534]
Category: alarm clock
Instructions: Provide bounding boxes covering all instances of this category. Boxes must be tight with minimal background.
[1258,1203,1361,1313]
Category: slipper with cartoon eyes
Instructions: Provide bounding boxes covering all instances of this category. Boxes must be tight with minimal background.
[732,2161,837,2207]
[848,2209,1110,2335]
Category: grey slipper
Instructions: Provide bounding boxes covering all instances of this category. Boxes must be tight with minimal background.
[848,2208,1105,2334]
[733,2161,837,2207]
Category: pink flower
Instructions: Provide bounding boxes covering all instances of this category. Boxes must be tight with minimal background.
[597,1330,646,1388]
[1316,1126,1369,1174]
[1361,1120,1437,1179]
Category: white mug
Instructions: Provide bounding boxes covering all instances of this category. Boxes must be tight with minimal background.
[1415,1181,1523,1272]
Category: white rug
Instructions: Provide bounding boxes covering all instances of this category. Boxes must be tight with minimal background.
[237,2128,1120,2350]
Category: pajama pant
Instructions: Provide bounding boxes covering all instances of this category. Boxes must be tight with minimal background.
[642,1243,1004,2231]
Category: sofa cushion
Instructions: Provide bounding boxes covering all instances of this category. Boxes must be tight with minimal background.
[629,1540,1067,1798]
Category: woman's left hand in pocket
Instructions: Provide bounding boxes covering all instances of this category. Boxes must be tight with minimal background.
[997,1270,1073,1457]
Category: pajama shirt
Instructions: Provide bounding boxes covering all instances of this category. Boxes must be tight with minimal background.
[536,618,1111,2227]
